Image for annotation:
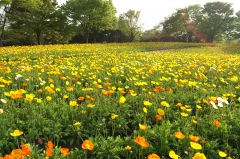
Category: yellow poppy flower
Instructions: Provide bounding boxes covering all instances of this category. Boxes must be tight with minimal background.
[161,101,170,107]
[10,130,23,137]
[139,124,147,130]
[73,122,81,126]
[119,96,126,104]
[143,107,147,113]
[157,108,165,115]
[111,114,118,119]
[192,152,206,159]
[181,112,189,117]
[218,151,227,158]
[190,141,202,150]
[169,150,179,159]
[125,145,131,150]
[144,101,152,106]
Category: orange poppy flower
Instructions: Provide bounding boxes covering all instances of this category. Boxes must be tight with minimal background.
[22,83,27,87]
[11,149,26,159]
[167,88,173,93]
[156,86,165,91]
[78,96,85,101]
[60,76,66,80]
[47,141,54,149]
[174,131,185,140]
[48,78,54,83]
[72,78,76,82]
[102,89,108,95]
[176,103,182,107]
[134,136,149,148]
[86,95,91,99]
[46,148,53,157]
[202,99,209,105]
[153,88,159,93]
[105,82,111,87]
[156,115,162,121]
[20,144,31,155]
[213,120,221,127]
[148,153,161,159]
[2,155,13,159]
[67,87,73,92]
[189,135,200,142]
[148,93,153,98]
[60,148,70,155]
[82,140,94,150]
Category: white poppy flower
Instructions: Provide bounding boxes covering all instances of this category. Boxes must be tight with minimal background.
[0,108,3,114]
[0,99,7,104]
[210,101,218,109]
[217,97,229,107]
[40,80,46,85]
[15,74,23,80]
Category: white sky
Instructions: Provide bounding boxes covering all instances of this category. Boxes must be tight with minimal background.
[57,0,240,30]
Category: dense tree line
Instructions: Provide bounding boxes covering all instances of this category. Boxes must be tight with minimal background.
[0,0,240,46]
[141,2,240,43]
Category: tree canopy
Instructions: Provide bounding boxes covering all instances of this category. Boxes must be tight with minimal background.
[118,9,142,42]
[1,1,240,46]
[62,0,117,43]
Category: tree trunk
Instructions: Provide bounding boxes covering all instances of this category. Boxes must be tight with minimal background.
[85,33,89,43]
[0,16,6,47]
[36,32,41,45]
[93,34,97,43]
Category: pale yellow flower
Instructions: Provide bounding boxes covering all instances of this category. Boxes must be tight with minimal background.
[111,114,118,119]
[0,108,3,114]
[143,107,147,113]
[125,145,131,150]
[157,108,165,115]
[73,122,81,126]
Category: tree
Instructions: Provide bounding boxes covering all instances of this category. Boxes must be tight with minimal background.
[118,9,142,42]
[159,5,202,42]
[0,0,12,46]
[178,4,202,42]
[234,10,240,40]
[140,27,162,42]
[90,0,117,43]
[199,2,235,42]
[7,0,58,45]
[62,0,117,43]
[160,11,186,42]
[45,7,75,44]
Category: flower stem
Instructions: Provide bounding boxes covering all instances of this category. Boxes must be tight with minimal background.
[85,150,87,159]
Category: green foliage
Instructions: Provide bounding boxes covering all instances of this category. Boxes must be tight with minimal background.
[62,0,117,43]
[6,0,59,45]
[118,9,142,42]
[199,2,235,42]
[0,43,240,158]
[158,2,239,43]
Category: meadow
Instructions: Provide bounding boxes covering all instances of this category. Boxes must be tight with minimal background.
[0,42,239,159]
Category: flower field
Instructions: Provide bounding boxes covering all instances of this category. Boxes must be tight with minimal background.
[0,42,240,159]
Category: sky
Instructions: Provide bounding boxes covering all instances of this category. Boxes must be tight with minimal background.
[57,0,240,30]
